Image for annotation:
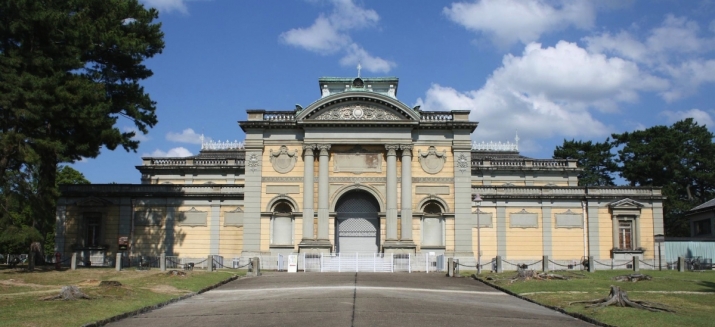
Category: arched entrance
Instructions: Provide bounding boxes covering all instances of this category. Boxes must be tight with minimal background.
[335,190,380,253]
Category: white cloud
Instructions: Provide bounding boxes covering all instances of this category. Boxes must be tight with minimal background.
[416,41,670,149]
[141,0,189,14]
[279,0,395,73]
[443,0,595,47]
[585,15,715,102]
[660,109,715,127]
[123,126,149,142]
[145,147,193,158]
[339,44,395,73]
[166,128,203,144]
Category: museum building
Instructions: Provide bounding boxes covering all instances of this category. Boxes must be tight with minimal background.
[56,75,666,268]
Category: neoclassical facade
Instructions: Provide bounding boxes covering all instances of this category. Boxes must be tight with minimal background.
[56,75,666,265]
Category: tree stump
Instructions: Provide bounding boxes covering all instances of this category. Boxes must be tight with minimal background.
[41,286,90,301]
[613,274,652,282]
[510,269,569,283]
[570,285,674,312]
[99,281,122,287]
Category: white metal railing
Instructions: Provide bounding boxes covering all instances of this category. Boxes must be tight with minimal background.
[201,139,245,150]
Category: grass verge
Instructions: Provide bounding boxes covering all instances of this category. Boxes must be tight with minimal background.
[0,265,245,327]
[464,269,715,327]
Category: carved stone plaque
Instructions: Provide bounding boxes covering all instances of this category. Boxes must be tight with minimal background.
[334,150,382,173]
[270,145,297,174]
[418,146,446,174]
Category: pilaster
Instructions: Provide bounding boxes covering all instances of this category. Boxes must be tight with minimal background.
[587,199,601,259]
[400,145,414,242]
[210,204,220,255]
[453,150,473,255]
[301,144,316,241]
[242,148,263,254]
[541,203,552,257]
[385,144,399,241]
[317,144,331,241]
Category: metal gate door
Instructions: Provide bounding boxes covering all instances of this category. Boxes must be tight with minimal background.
[335,190,380,253]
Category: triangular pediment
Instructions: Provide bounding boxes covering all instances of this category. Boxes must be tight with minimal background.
[609,198,644,209]
[296,92,419,121]
[76,196,112,207]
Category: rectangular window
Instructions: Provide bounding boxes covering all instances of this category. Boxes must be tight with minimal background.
[694,219,712,236]
[85,213,102,247]
[618,221,632,249]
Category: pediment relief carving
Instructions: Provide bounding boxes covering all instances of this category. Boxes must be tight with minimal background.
[312,104,403,121]
[609,198,644,209]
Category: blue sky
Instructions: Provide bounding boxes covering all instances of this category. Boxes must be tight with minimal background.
[76,0,715,183]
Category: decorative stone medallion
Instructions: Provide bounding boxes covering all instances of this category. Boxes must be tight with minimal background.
[270,145,297,174]
[418,146,447,174]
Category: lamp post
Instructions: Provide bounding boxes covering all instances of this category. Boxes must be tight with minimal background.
[654,234,665,271]
[473,194,483,274]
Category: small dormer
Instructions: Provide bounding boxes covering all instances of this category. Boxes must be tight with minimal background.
[318,76,399,98]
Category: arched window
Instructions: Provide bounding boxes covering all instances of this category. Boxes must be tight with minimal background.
[421,201,445,247]
[271,201,294,246]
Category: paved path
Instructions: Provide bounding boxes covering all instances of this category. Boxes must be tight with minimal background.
[107,272,594,327]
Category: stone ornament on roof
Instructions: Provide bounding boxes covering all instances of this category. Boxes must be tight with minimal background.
[313,104,401,121]
[270,145,297,174]
[418,146,447,174]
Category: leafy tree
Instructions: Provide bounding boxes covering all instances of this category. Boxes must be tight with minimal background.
[0,0,163,254]
[553,139,618,186]
[612,118,715,236]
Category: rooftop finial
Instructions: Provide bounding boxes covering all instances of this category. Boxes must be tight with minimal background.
[515,130,520,150]
[357,63,362,78]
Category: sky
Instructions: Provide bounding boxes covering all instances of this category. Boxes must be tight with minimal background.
[75,0,715,184]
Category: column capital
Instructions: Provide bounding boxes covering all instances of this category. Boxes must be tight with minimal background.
[400,144,413,155]
[385,144,399,156]
[302,144,317,151]
[317,144,331,155]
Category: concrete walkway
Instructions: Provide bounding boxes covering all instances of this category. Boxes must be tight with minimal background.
[107,272,594,327]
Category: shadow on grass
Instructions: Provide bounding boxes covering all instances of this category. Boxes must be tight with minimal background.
[696,280,715,292]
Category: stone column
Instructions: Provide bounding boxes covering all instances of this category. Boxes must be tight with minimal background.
[400,145,413,241]
[317,144,331,240]
[302,144,316,241]
[385,145,399,241]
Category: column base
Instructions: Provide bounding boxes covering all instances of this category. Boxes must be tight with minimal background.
[382,240,417,254]
[298,240,333,253]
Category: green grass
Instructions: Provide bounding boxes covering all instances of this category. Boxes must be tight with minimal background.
[465,269,715,327]
[0,266,245,327]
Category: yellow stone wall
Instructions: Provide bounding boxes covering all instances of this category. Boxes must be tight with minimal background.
[471,208,497,259]
[505,208,543,259]
[170,205,210,257]
[597,207,613,259]
[639,208,655,259]
[551,217,585,260]
[218,206,243,257]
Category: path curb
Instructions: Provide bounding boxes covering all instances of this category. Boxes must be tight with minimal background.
[81,273,243,327]
[471,274,616,327]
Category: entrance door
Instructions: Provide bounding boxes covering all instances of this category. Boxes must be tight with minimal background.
[335,190,380,253]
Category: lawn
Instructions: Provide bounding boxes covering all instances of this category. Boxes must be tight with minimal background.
[467,269,715,327]
[0,265,245,327]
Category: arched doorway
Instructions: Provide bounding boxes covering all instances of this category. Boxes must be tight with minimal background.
[335,190,380,253]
